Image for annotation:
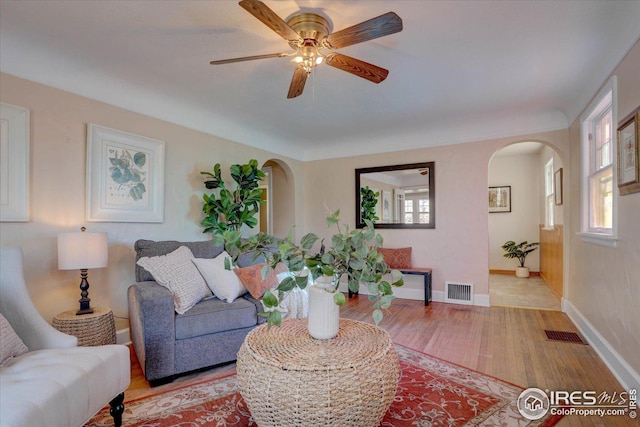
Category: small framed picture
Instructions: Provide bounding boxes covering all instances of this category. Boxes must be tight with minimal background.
[86,124,165,222]
[488,186,511,213]
[381,190,392,222]
[617,106,640,195]
[554,168,563,205]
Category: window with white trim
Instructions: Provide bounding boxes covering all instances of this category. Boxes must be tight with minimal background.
[403,194,430,224]
[545,158,554,228]
[404,199,413,224]
[580,77,617,245]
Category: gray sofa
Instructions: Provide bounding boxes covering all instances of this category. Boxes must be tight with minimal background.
[128,239,268,386]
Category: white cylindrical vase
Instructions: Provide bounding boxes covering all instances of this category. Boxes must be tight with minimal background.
[515,266,530,278]
[307,276,340,340]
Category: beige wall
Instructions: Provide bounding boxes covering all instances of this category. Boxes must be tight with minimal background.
[539,145,564,226]
[566,41,640,388]
[262,159,296,238]
[303,129,569,304]
[0,73,304,329]
[488,151,542,271]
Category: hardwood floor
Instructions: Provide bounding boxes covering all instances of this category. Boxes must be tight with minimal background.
[126,296,636,426]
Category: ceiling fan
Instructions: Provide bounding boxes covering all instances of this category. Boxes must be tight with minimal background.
[210,0,403,98]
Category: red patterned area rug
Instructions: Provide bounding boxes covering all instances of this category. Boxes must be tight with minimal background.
[86,345,561,426]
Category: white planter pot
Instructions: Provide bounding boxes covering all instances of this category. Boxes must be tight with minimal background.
[307,276,340,340]
[515,266,530,278]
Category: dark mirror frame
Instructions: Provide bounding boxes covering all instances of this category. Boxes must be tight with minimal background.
[355,161,435,229]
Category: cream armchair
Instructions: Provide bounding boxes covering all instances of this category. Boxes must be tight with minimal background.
[0,247,130,427]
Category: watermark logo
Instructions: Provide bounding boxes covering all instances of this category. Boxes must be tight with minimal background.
[517,388,550,420]
[517,387,637,420]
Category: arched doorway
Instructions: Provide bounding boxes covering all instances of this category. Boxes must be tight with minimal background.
[488,141,564,310]
[261,159,296,238]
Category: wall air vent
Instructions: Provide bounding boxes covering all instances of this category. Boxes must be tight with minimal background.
[444,282,473,305]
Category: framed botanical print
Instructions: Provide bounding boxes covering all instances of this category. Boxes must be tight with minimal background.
[0,103,30,222]
[617,106,640,195]
[86,124,165,222]
[381,190,392,222]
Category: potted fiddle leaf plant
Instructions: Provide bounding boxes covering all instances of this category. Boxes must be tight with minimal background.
[501,240,540,278]
[200,159,265,234]
[217,210,404,338]
[360,186,380,222]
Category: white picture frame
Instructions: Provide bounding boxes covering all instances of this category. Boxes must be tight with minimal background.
[381,190,392,222]
[86,124,165,222]
[0,103,30,222]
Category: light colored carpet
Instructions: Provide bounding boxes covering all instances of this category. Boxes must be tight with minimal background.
[490,274,561,311]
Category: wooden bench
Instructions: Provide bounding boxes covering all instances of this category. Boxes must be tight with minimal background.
[348,267,432,306]
[399,268,432,306]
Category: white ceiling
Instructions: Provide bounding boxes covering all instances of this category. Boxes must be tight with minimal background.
[1,1,639,161]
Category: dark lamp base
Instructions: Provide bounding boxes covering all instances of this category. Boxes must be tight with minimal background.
[77,270,94,315]
[76,307,94,316]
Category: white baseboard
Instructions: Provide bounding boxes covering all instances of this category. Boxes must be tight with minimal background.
[433,290,443,302]
[116,328,131,346]
[565,301,639,391]
[339,283,490,308]
[474,294,490,307]
[429,290,490,307]
[338,283,424,301]
[391,287,424,300]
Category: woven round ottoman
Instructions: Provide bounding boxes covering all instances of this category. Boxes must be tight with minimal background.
[236,318,399,427]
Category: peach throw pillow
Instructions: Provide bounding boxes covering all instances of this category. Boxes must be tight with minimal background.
[234,263,289,299]
[378,247,412,269]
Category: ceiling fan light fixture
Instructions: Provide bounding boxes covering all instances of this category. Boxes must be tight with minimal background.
[212,1,403,98]
[292,42,324,72]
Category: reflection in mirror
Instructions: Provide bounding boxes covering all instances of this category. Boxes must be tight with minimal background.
[355,162,435,229]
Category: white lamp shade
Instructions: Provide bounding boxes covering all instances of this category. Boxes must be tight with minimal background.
[57,231,108,270]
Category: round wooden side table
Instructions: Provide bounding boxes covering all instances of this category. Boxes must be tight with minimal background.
[52,306,116,346]
[237,318,399,427]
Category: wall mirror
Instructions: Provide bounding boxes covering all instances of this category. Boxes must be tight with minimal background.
[355,162,435,229]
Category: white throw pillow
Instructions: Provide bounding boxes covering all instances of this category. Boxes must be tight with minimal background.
[0,313,29,366]
[137,246,211,314]
[192,251,246,303]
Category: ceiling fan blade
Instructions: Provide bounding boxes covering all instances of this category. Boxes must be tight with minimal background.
[287,67,308,98]
[324,12,402,49]
[325,53,389,84]
[210,52,289,65]
[239,0,301,42]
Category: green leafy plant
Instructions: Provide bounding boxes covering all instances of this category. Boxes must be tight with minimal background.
[360,186,380,222]
[200,159,265,234]
[217,210,404,328]
[501,240,540,268]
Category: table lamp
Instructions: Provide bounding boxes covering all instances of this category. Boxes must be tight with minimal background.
[57,227,108,315]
